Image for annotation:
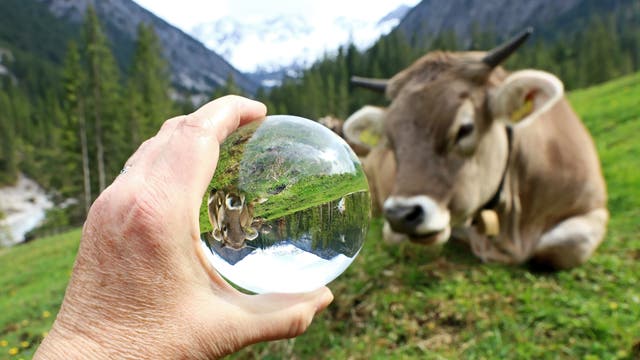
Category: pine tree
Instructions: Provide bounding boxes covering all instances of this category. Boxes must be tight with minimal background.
[83,6,123,192]
[577,16,615,86]
[0,90,17,185]
[62,41,92,215]
[334,47,350,119]
[212,73,244,100]
[7,86,31,143]
[127,23,173,146]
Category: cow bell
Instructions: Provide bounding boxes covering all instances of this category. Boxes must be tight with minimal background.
[476,209,500,237]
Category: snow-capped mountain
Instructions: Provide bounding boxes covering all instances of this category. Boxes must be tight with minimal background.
[36,0,259,95]
[190,5,411,86]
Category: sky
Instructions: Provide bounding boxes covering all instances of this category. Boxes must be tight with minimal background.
[132,0,421,72]
[132,0,419,32]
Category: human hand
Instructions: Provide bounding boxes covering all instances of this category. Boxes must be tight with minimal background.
[35,96,334,359]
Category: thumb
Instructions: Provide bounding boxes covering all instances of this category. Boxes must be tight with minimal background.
[154,95,266,208]
[242,288,335,341]
[195,287,333,356]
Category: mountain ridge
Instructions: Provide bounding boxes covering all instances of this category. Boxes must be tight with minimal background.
[23,0,258,95]
[395,0,637,48]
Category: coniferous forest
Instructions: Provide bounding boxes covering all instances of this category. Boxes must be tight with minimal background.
[0,7,177,227]
[257,13,640,121]
[0,5,639,232]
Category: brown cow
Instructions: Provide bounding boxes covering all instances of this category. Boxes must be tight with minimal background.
[208,189,262,250]
[318,115,344,138]
[343,106,407,244]
[347,29,608,269]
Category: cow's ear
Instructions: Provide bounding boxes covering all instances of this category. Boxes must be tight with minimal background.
[490,70,564,128]
[343,106,387,156]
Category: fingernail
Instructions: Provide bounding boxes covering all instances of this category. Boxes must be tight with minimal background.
[316,288,334,312]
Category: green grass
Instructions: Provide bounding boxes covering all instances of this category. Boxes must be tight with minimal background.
[0,230,79,359]
[231,72,640,359]
[1,73,639,359]
[198,117,368,232]
[255,173,368,221]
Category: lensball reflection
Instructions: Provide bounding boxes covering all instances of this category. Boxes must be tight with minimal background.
[199,115,370,294]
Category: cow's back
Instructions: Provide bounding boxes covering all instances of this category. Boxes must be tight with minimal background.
[511,98,607,232]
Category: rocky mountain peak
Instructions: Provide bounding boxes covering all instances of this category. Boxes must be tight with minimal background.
[36,0,258,95]
[396,0,580,48]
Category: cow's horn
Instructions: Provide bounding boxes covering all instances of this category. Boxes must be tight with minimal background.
[482,27,533,68]
[350,76,388,93]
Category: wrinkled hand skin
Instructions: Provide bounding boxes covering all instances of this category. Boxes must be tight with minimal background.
[34,96,333,360]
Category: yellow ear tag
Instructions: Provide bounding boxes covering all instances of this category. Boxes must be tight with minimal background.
[510,98,534,123]
[359,128,382,147]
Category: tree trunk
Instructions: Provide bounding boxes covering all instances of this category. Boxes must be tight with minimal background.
[79,101,92,215]
[95,109,105,192]
[92,60,106,193]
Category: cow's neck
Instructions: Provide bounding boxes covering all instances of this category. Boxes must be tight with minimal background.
[471,125,513,237]
[480,125,513,211]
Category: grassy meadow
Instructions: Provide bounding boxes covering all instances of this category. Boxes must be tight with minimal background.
[1,73,639,359]
[199,117,368,233]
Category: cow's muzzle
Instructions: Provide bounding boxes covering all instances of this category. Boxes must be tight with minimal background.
[383,196,451,245]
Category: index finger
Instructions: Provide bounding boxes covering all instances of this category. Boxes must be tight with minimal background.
[186,95,267,143]
[154,95,266,205]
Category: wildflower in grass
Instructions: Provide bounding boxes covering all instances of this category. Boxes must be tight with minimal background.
[19,341,28,348]
[0,340,7,347]
[42,310,51,319]
[20,320,28,326]
[609,302,619,310]
[8,347,19,355]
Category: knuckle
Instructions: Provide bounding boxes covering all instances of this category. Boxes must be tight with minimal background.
[139,137,155,149]
[95,177,169,240]
[135,137,155,154]
[286,310,314,338]
[160,116,184,132]
[216,94,241,103]
[87,187,117,226]
[181,113,212,134]
[123,192,167,237]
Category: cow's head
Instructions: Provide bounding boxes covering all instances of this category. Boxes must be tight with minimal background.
[351,28,564,245]
[208,189,259,249]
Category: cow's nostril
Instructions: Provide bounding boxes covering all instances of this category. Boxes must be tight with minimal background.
[384,204,425,234]
[405,206,423,223]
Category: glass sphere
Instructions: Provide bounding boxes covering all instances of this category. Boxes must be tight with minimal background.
[199,115,371,294]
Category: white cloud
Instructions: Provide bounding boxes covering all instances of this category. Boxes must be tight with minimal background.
[133,0,231,29]
[133,0,420,72]
[134,0,419,33]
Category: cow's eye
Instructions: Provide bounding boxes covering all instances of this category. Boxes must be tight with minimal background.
[455,123,475,143]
